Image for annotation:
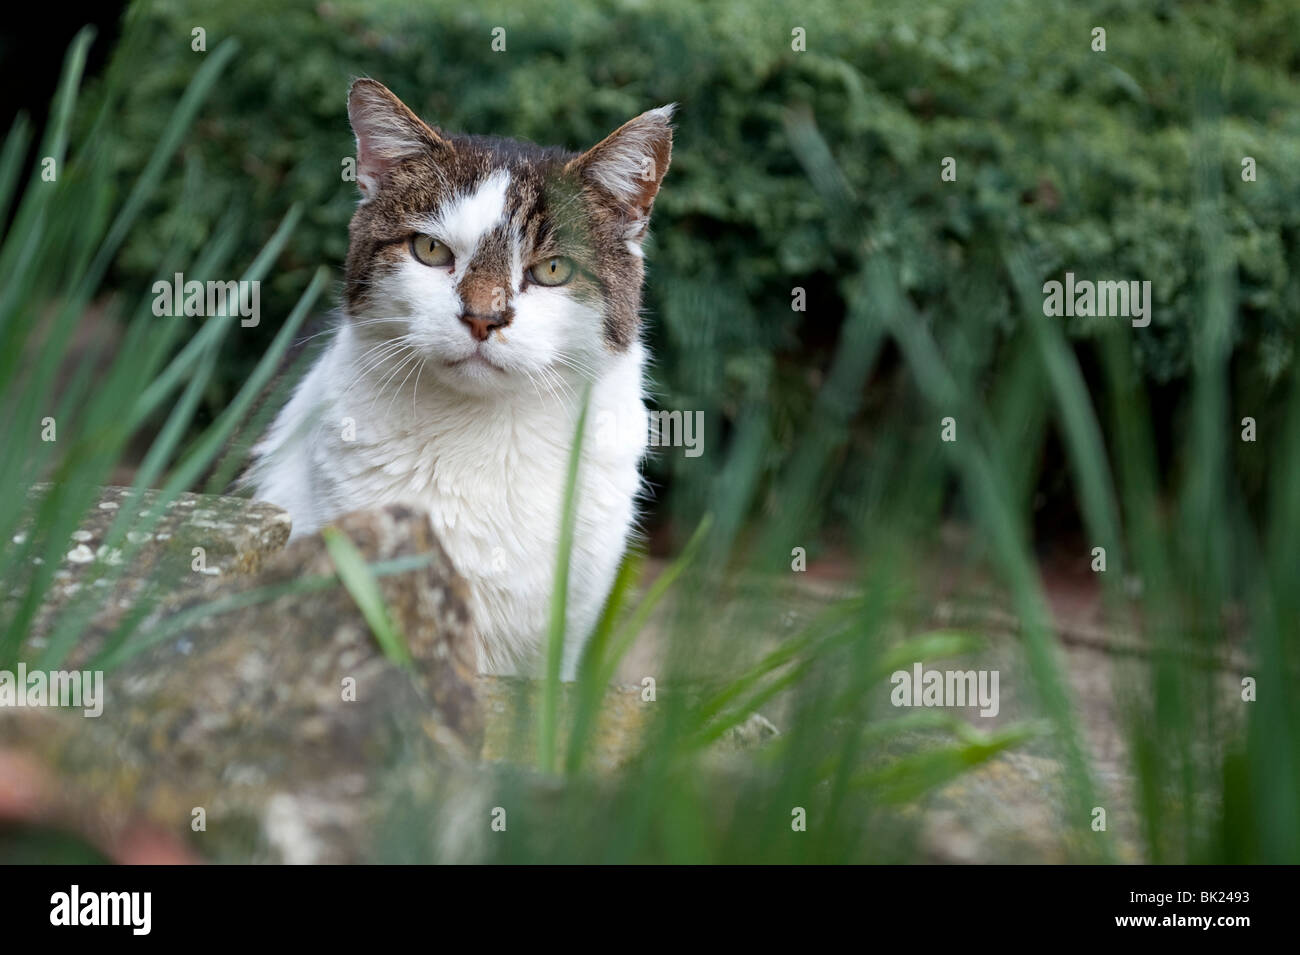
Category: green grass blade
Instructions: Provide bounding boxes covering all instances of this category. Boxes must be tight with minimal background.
[323,526,413,668]
[538,383,592,774]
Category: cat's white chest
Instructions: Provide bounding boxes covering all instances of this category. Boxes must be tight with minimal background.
[250,331,647,678]
[379,396,642,676]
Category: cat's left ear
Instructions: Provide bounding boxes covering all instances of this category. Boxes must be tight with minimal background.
[568,105,675,241]
[347,78,450,201]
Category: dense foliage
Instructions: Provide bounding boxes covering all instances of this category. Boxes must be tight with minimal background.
[92,0,1300,529]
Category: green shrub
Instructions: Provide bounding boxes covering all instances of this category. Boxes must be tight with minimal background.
[93,0,1300,527]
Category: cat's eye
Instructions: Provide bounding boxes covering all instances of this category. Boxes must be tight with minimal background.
[411,234,453,268]
[527,256,576,287]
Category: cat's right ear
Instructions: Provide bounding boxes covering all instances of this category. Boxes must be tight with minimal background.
[567,105,674,244]
[347,79,449,201]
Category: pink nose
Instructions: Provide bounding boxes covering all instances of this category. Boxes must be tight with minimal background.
[459,311,510,342]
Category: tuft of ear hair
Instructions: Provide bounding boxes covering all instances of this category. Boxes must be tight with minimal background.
[347,78,449,200]
[567,105,675,240]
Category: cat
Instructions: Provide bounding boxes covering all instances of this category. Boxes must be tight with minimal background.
[245,79,673,679]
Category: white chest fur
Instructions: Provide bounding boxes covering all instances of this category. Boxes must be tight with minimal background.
[248,322,648,678]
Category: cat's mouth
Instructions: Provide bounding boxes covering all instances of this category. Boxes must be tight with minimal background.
[445,350,506,373]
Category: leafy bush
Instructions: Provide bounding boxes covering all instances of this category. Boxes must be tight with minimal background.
[93,0,1300,529]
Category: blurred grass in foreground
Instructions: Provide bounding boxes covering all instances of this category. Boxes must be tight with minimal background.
[1,19,1296,863]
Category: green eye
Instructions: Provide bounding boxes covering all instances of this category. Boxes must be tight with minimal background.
[527,256,576,287]
[411,235,453,267]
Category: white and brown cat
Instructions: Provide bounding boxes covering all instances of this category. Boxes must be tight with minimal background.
[246,80,672,679]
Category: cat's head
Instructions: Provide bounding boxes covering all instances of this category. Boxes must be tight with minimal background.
[342,79,673,398]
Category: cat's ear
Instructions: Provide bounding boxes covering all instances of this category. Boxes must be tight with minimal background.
[568,105,674,241]
[347,79,449,201]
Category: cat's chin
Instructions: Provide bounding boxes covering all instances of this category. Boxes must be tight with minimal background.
[428,351,522,398]
[443,351,507,374]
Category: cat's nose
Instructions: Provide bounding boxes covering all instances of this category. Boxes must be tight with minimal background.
[459,309,512,342]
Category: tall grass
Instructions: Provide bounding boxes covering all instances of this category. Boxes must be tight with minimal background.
[481,72,1297,863]
[0,27,326,673]
[3,22,1296,864]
